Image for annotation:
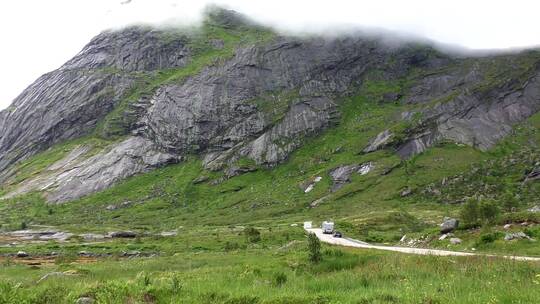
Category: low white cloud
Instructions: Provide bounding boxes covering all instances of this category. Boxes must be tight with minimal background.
[1,0,540,110]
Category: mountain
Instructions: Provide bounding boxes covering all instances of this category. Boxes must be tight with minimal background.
[0,8,539,212]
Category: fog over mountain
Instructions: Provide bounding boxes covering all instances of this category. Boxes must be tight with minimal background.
[1,0,540,109]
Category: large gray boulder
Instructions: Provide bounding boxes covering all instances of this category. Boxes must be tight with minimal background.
[440,218,459,234]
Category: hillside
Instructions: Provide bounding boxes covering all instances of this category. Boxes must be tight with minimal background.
[0,7,539,304]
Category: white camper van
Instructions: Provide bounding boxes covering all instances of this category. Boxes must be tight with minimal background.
[322,221,334,234]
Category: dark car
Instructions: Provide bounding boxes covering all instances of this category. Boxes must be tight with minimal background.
[333,231,342,238]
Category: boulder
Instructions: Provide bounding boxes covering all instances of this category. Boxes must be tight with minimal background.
[109,231,137,238]
[440,218,459,234]
[16,251,29,258]
[449,237,462,245]
[39,232,73,241]
[400,188,412,197]
[76,297,95,304]
[122,250,141,257]
[504,232,534,241]
[80,233,106,241]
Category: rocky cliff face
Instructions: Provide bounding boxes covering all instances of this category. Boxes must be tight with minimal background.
[0,27,193,180]
[1,9,540,203]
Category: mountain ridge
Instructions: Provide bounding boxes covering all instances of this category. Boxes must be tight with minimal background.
[0,8,539,204]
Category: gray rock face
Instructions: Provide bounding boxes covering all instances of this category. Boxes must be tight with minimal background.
[366,64,540,159]
[440,218,459,234]
[0,27,192,181]
[138,37,382,168]
[3,137,180,203]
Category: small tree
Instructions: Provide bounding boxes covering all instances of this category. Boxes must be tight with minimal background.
[501,192,519,212]
[460,198,479,227]
[479,199,500,225]
[307,233,322,263]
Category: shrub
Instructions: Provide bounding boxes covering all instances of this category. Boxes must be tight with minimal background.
[501,192,519,212]
[244,227,261,243]
[479,199,500,224]
[20,221,27,230]
[224,241,241,251]
[478,232,502,245]
[460,198,480,227]
[273,272,287,287]
[307,233,322,263]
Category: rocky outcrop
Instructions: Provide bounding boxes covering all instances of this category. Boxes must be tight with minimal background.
[3,137,180,203]
[137,37,384,168]
[365,59,540,158]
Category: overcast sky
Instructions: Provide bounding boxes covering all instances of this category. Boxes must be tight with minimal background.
[1,0,540,110]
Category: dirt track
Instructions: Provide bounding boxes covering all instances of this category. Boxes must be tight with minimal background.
[305,228,540,262]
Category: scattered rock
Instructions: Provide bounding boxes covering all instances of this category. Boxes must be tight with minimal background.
[400,235,407,242]
[109,231,137,238]
[16,251,29,258]
[76,297,95,304]
[503,224,512,230]
[400,187,412,197]
[363,129,394,153]
[303,176,322,193]
[309,196,328,208]
[225,165,257,178]
[504,232,534,241]
[122,250,141,257]
[440,217,459,234]
[438,234,448,241]
[449,237,462,245]
[39,232,73,242]
[80,233,106,241]
[528,205,540,213]
[105,201,133,211]
[329,165,358,191]
[358,162,373,175]
[8,229,60,240]
[524,168,540,182]
[159,231,178,237]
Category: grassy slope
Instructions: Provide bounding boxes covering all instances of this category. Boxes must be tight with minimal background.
[3,78,536,256]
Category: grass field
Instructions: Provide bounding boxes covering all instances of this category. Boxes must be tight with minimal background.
[1,226,539,304]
